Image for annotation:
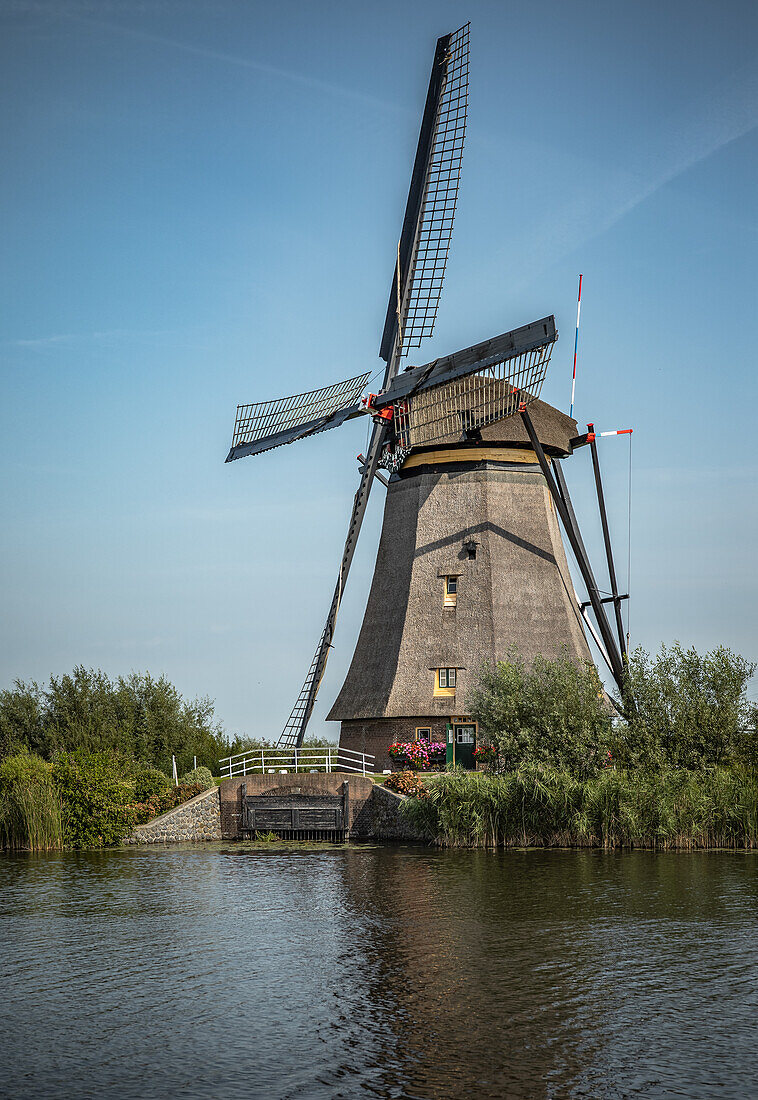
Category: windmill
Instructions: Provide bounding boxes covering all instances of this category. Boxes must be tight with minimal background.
[226,24,628,764]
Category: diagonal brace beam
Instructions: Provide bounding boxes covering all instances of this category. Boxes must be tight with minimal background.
[588,426,627,660]
[520,407,626,694]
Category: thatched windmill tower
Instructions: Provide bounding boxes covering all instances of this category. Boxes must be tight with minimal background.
[327,400,594,766]
[226,25,628,768]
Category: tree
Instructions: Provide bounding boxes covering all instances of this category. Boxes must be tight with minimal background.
[0,667,232,774]
[617,643,757,770]
[467,650,612,777]
[0,681,44,760]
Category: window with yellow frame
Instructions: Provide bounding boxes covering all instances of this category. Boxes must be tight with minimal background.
[443,575,458,608]
[434,667,457,697]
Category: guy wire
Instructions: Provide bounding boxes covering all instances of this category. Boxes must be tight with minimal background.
[626,431,633,649]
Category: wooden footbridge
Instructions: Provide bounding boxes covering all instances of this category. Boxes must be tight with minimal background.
[218,748,377,842]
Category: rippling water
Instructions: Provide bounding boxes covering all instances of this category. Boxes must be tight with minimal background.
[1,844,757,1099]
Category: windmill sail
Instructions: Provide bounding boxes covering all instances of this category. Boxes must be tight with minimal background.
[376,317,556,408]
[380,23,469,361]
[226,373,370,462]
[277,27,470,748]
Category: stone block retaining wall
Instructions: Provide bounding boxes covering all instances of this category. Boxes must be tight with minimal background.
[124,785,221,844]
[351,783,425,841]
[124,774,423,844]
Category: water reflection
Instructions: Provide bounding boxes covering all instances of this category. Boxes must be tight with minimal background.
[1,845,756,1099]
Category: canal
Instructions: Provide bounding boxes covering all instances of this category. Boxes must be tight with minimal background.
[2,845,757,1099]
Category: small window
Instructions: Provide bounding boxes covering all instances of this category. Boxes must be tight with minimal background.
[434,668,457,697]
[415,727,431,742]
[446,576,457,595]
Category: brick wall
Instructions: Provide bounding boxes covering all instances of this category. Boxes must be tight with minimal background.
[339,717,450,771]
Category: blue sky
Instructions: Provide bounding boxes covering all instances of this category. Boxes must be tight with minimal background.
[1,0,757,742]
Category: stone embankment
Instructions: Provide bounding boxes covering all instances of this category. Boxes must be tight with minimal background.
[124,786,222,844]
[124,774,422,844]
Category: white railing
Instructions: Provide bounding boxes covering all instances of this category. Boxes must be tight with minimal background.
[218,745,375,778]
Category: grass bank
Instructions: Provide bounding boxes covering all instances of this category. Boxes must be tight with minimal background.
[400,767,758,849]
[0,754,63,851]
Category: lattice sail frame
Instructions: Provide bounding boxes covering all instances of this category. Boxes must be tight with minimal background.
[391,341,554,451]
[231,373,371,453]
[398,23,469,354]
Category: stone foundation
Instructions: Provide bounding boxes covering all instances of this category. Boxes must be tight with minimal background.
[218,772,422,842]
[351,783,424,841]
[123,774,423,844]
[124,786,221,844]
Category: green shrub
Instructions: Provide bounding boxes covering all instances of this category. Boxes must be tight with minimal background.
[134,765,172,801]
[178,766,214,790]
[0,752,63,850]
[467,650,612,777]
[51,751,137,848]
[130,782,203,826]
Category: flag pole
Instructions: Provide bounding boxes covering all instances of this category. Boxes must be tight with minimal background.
[569,273,582,418]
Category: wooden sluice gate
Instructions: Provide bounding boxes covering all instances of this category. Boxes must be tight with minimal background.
[239,780,350,842]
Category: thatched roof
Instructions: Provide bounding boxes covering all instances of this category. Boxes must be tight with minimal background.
[413,395,578,455]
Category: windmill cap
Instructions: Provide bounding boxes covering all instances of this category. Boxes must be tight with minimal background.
[414,396,579,456]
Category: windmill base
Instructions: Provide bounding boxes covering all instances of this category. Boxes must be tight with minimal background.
[339,716,478,773]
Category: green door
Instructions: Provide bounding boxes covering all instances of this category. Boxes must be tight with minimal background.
[446,724,454,768]
[454,724,476,769]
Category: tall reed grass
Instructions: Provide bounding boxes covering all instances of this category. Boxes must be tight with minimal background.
[402,767,758,849]
[0,753,63,851]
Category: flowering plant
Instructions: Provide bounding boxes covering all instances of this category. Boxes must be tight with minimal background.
[388,741,446,771]
[384,770,428,798]
[473,743,498,762]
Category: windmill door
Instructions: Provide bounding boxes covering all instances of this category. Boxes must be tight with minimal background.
[454,724,476,769]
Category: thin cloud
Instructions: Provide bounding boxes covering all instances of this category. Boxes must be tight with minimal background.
[497,59,758,288]
[11,328,183,349]
[17,5,401,115]
[593,60,758,236]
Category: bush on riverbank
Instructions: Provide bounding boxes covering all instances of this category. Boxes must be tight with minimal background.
[616,644,757,769]
[445,645,758,849]
[400,767,758,849]
[469,644,757,776]
[52,751,139,848]
[179,766,214,790]
[0,751,204,850]
[467,651,613,777]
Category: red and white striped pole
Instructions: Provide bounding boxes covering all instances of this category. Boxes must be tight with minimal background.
[599,428,633,437]
[569,273,582,419]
